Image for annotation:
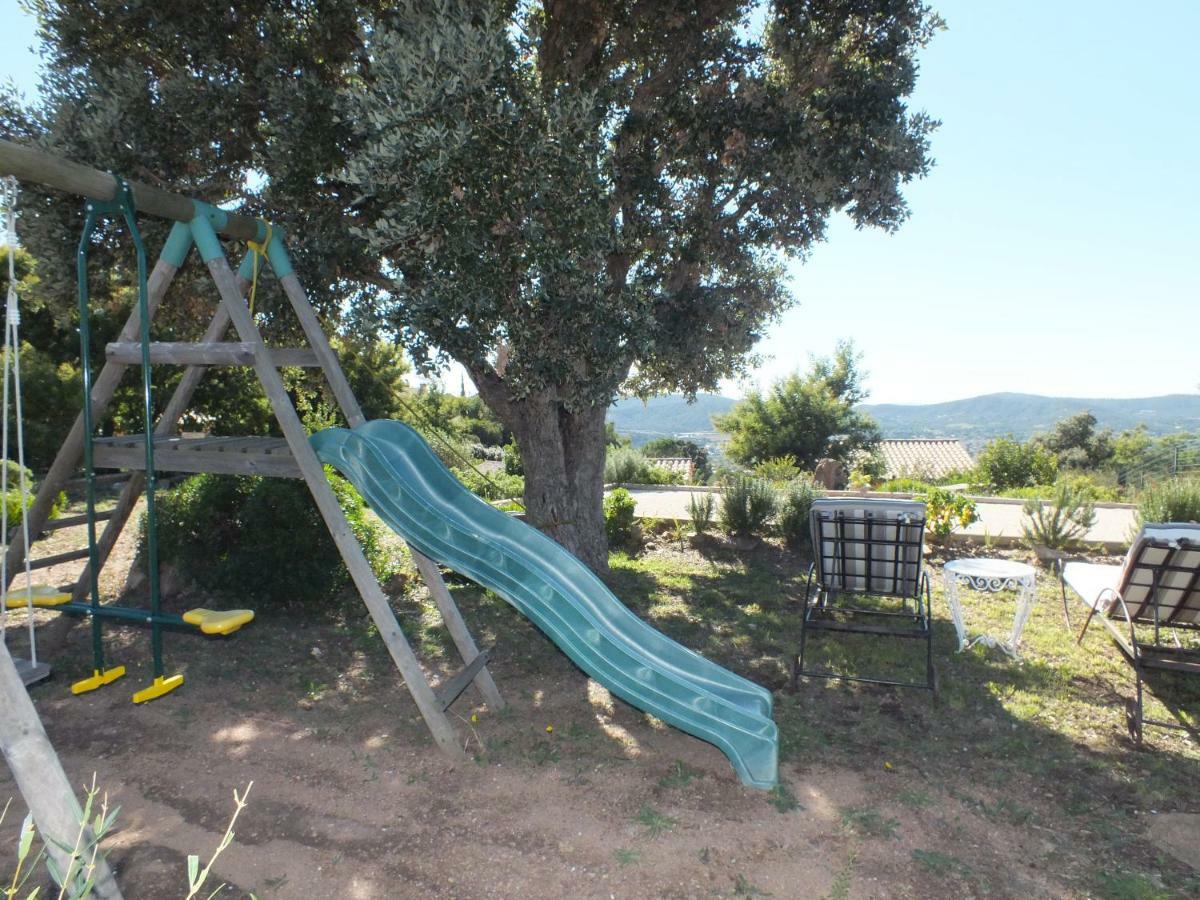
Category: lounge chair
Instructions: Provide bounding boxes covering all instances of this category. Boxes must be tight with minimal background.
[1060,523,1200,744]
[790,498,935,693]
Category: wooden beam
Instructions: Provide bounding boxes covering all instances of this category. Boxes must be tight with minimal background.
[0,138,259,241]
[412,550,505,712]
[0,644,124,899]
[105,342,319,368]
[204,251,468,763]
[91,436,301,479]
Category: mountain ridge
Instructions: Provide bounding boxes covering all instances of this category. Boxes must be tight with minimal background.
[609,392,1200,449]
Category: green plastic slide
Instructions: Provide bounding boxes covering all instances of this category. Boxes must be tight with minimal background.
[311,420,778,789]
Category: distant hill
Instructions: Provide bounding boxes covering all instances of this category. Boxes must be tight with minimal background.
[609,394,736,446]
[609,391,1200,450]
[860,393,1200,450]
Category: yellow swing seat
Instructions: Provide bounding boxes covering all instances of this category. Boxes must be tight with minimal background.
[183,608,255,635]
[5,585,71,608]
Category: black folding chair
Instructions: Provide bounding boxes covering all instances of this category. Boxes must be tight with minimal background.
[790,498,935,694]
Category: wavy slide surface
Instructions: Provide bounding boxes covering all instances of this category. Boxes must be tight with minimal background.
[312,420,778,789]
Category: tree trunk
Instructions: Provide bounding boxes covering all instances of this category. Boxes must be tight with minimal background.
[491,389,610,573]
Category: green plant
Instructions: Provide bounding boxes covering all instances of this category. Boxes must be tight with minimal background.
[753,455,802,484]
[613,847,641,867]
[719,477,777,539]
[1022,482,1096,551]
[976,437,1057,490]
[1137,478,1200,525]
[632,804,678,838]
[451,466,524,501]
[502,439,523,476]
[911,848,970,877]
[687,492,716,535]
[767,783,801,813]
[1,459,66,526]
[921,487,978,538]
[777,480,823,549]
[604,487,639,550]
[151,469,399,607]
[840,805,899,839]
[658,760,703,789]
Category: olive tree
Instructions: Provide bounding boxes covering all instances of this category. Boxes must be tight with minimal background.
[342,0,941,569]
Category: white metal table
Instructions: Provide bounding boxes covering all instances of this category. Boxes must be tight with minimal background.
[943,558,1037,659]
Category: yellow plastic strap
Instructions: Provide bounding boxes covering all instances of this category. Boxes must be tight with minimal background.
[246,222,273,316]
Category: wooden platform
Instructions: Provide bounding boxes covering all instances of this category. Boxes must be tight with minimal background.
[91,435,301,478]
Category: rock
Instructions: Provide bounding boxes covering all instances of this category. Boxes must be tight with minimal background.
[814,458,848,490]
[1147,813,1200,871]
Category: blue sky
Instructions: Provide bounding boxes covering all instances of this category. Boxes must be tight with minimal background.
[2,2,1196,405]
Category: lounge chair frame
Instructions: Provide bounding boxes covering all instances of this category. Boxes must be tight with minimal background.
[1063,536,1200,744]
[791,502,936,694]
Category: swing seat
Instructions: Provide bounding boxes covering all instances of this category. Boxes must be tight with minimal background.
[5,585,72,608]
[183,607,255,635]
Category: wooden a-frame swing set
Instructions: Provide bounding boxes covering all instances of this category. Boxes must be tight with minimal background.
[0,141,503,889]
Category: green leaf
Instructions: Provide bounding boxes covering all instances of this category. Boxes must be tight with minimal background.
[17,812,36,861]
[188,853,200,888]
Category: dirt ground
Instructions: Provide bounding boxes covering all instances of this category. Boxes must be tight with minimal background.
[0,509,1192,898]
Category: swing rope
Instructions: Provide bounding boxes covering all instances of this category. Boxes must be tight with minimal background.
[0,175,39,665]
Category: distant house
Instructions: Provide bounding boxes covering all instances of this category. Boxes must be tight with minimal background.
[878,439,974,481]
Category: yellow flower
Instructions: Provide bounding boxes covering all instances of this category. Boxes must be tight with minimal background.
[883,761,894,770]
[545,725,554,734]
[470,714,478,723]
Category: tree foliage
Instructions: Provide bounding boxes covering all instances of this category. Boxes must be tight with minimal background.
[4,0,941,569]
[715,341,882,469]
[974,437,1057,491]
[1033,411,1114,471]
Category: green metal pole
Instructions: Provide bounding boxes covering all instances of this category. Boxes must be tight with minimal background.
[75,206,105,676]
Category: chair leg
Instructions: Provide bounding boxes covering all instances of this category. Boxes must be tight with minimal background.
[1059,577,1073,630]
[793,609,810,692]
[1075,606,1099,645]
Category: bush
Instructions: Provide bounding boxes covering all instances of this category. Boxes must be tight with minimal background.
[876,476,937,495]
[150,470,400,607]
[1022,482,1096,550]
[687,492,716,534]
[753,455,803,484]
[452,466,524,501]
[604,447,682,485]
[502,439,523,475]
[470,443,504,462]
[976,437,1057,491]
[1137,478,1200,525]
[719,477,776,539]
[1,459,65,525]
[777,480,823,549]
[921,486,978,539]
[604,487,639,550]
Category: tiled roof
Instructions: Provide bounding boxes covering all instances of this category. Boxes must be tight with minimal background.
[879,439,974,480]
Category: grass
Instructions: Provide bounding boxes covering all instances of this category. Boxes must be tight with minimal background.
[632,804,678,838]
[658,760,704,789]
[840,806,900,840]
[766,782,801,813]
[426,536,1200,895]
[911,848,971,877]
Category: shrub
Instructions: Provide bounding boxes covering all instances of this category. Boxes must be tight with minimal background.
[470,443,504,462]
[921,486,978,538]
[502,439,523,475]
[1,459,65,525]
[1137,478,1200,525]
[719,477,776,538]
[452,466,524,501]
[150,469,400,607]
[687,492,716,534]
[604,487,639,550]
[753,455,803,484]
[605,446,649,484]
[876,476,937,495]
[777,480,823,549]
[1022,482,1096,550]
[976,437,1057,490]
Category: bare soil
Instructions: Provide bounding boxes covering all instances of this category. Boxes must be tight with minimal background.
[0,507,1191,898]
